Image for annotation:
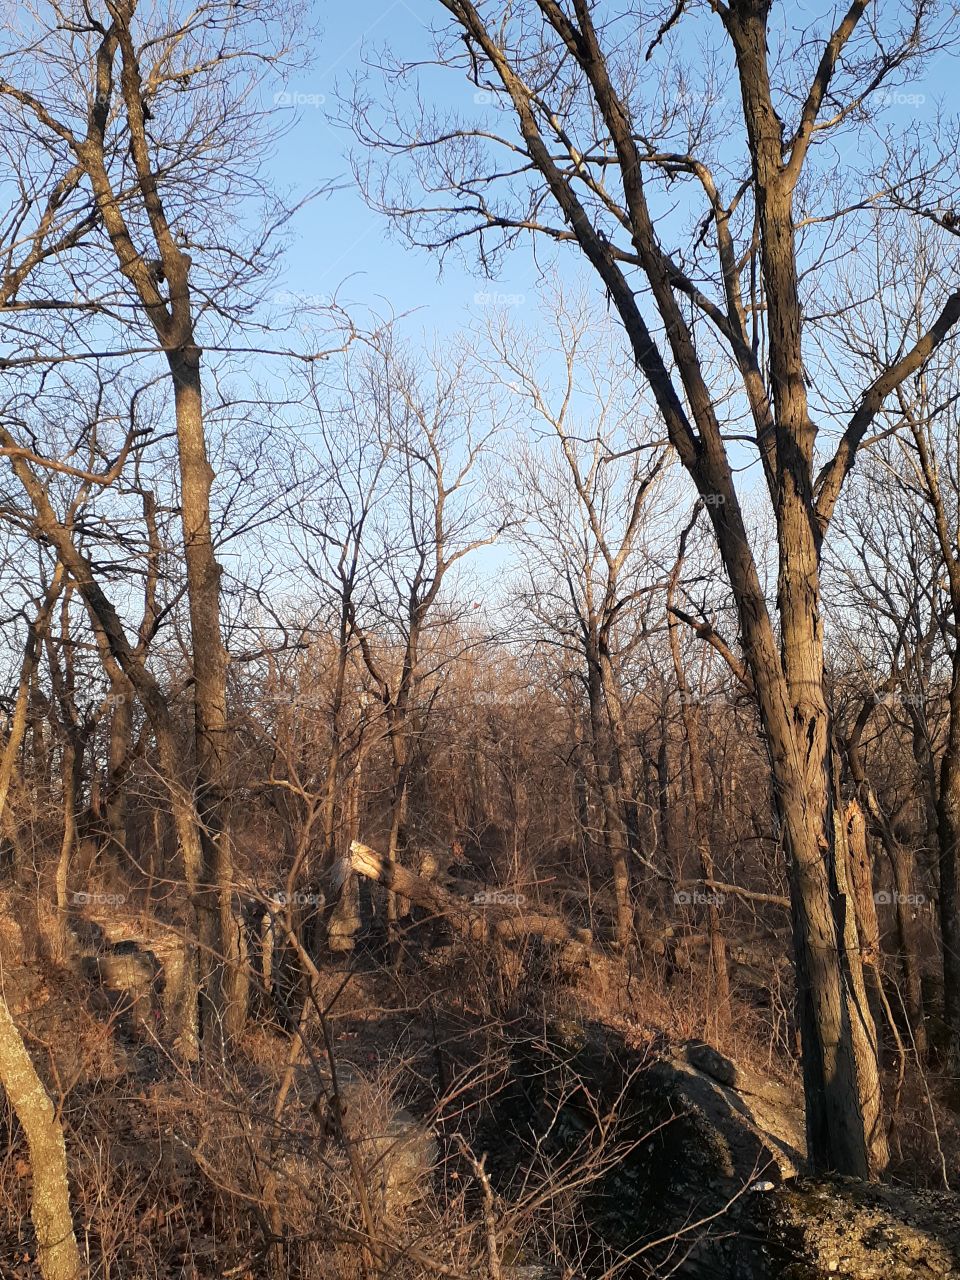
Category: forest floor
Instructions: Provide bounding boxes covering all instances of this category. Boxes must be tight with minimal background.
[1,892,960,1278]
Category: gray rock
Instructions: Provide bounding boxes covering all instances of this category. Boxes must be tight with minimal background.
[737,1177,960,1279]
[652,1039,806,1183]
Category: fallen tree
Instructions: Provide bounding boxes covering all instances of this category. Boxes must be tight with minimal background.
[344,840,595,952]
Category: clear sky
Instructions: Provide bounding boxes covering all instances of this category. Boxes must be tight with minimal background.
[244,0,958,605]
[263,0,547,343]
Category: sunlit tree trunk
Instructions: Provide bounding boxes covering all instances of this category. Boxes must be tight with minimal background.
[0,993,82,1280]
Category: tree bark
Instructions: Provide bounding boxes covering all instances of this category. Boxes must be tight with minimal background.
[937,646,960,1070]
[168,349,242,1052]
[0,993,82,1280]
[844,700,927,1054]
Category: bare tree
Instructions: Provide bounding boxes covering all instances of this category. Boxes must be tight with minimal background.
[489,291,668,944]
[0,994,82,1280]
[345,334,502,945]
[0,0,310,1051]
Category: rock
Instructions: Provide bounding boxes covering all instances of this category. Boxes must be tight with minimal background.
[310,1069,437,1220]
[488,1019,960,1279]
[492,1021,809,1279]
[737,1177,960,1279]
[686,1039,738,1085]
[364,1108,438,1216]
[650,1039,806,1183]
[81,944,161,1022]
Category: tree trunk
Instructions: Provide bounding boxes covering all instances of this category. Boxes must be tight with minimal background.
[168,350,244,1052]
[597,645,642,859]
[761,686,886,1175]
[52,738,81,965]
[103,680,133,870]
[0,993,82,1280]
[845,721,928,1057]
[845,800,880,971]
[937,646,960,1070]
[587,659,631,946]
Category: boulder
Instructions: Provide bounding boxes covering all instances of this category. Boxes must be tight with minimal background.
[649,1038,806,1183]
[491,1021,809,1278]
[80,942,161,1025]
[309,1068,437,1221]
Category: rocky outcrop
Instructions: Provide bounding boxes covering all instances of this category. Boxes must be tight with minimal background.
[738,1178,960,1280]
[649,1038,806,1183]
[484,1020,960,1278]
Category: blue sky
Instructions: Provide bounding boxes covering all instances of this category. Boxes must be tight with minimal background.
[263,0,541,341]
[241,0,960,605]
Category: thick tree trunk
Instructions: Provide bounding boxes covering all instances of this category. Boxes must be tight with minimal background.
[937,646,960,1069]
[719,0,886,1177]
[0,993,82,1280]
[169,350,244,1051]
[755,671,886,1175]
